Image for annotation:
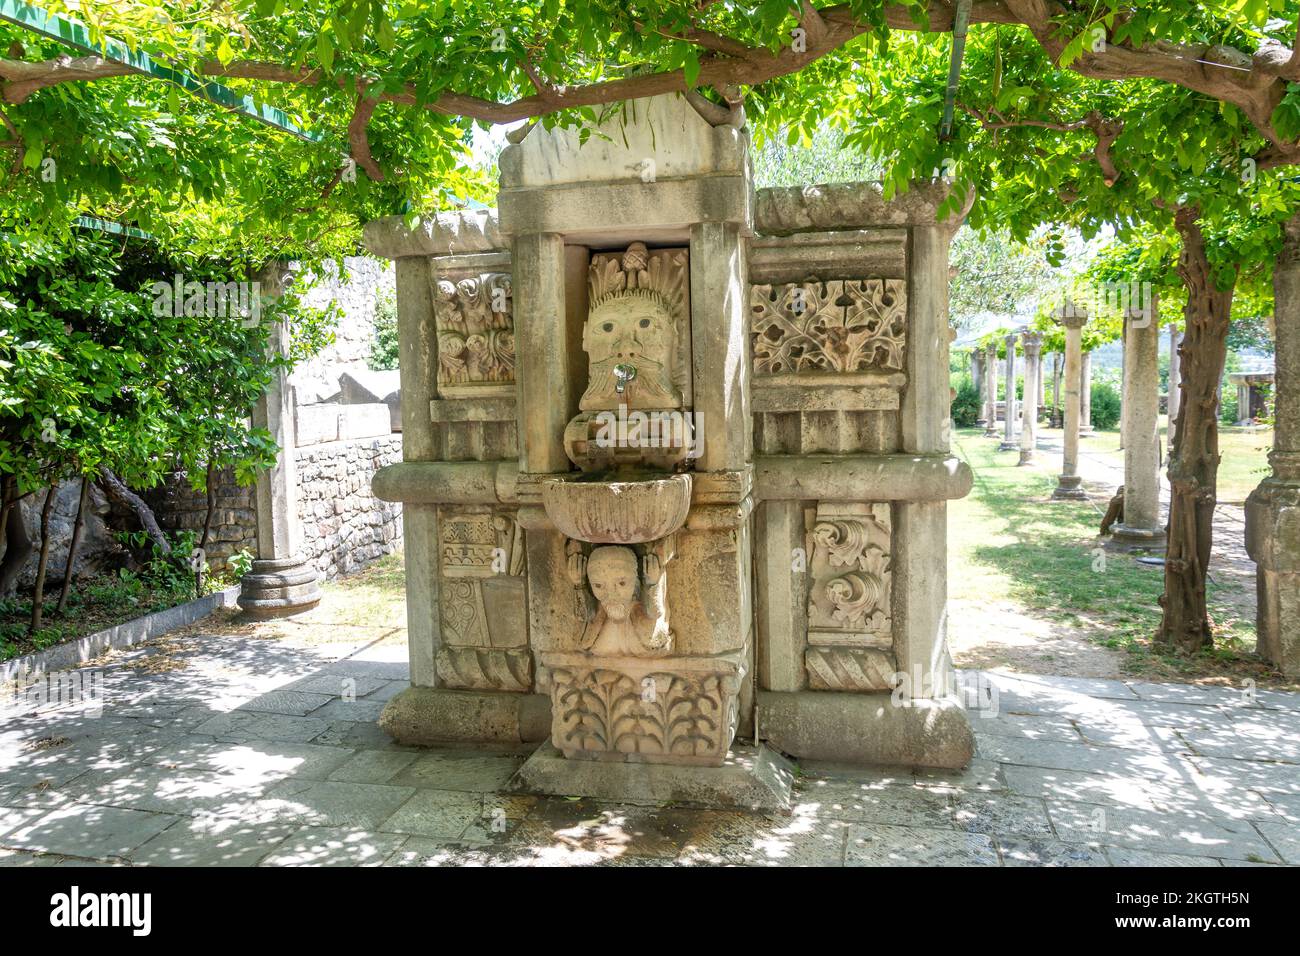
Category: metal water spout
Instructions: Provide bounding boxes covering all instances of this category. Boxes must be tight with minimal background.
[614,363,637,395]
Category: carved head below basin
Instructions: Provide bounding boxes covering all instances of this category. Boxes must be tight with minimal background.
[541,471,692,545]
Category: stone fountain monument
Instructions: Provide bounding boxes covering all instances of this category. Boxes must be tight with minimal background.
[366,94,974,807]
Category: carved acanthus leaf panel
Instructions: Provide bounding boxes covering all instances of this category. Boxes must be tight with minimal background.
[549,664,743,765]
[750,279,907,376]
[434,272,514,391]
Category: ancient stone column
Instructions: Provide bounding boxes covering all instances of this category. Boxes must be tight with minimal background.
[983,341,999,437]
[1079,349,1094,437]
[1246,215,1300,676]
[1168,324,1182,452]
[1036,348,1046,410]
[1018,331,1042,466]
[1051,352,1062,426]
[999,333,1019,451]
[972,348,986,428]
[238,263,323,617]
[1111,298,1165,548]
[1053,304,1089,500]
[1236,378,1254,426]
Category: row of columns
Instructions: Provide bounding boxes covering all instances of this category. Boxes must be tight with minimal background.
[977,335,1092,442]
[974,331,1087,457]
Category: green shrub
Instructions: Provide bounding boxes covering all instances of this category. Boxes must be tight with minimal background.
[1090,382,1121,430]
[369,293,399,370]
[951,376,982,427]
[1220,387,1239,424]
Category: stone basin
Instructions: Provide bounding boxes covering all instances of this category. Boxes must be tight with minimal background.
[541,472,692,544]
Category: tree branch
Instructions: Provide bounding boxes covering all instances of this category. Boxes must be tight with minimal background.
[0,1,1298,164]
[347,85,384,181]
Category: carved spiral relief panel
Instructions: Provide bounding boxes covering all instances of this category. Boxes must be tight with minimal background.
[750,279,907,376]
[804,502,896,692]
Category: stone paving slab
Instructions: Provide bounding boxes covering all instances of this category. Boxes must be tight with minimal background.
[2,628,1298,867]
[260,826,407,866]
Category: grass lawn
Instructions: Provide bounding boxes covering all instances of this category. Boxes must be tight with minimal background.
[949,427,1288,687]
[1066,419,1271,503]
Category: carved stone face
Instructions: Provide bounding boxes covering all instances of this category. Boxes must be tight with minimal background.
[585,295,672,369]
[586,546,638,622]
[581,294,678,410]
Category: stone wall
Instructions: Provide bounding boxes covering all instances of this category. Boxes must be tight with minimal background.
[143,470,258,572]
[296,435,403,579]
[291,255,396,405]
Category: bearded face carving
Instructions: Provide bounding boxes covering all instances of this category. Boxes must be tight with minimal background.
[565,541,672,658]
[579,243,688,411]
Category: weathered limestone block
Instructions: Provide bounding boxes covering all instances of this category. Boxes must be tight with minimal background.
[758,690,974,769]
[339,368,402,432]
[546,652,747,766]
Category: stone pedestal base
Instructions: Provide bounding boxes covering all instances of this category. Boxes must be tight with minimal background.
[237,555,322,617]
[1108,523,1167,551]
[1079,426,1095,437]
[511,742,794,812]
[757,691,974,769]
[1246,478,1300,676]
[380,686,552,746]
[1017,448,1035,466]
[975,418,988,428]
[997,440,1019,451]
[983,424,999,438]
[1051,475,1088,500]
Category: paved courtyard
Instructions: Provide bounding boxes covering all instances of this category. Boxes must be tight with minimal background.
[1,623,1297,867]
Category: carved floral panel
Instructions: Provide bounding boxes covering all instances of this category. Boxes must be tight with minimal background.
[434,272,515,393]
[549,664,742,765]
[750,279,907,376]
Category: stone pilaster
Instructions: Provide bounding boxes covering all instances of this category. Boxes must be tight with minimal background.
[972,348,987,427]
[1111,299,1165,548]
[998,333,1018,450]
[1053,305,1089,500]
[690,220,752,472]
[1237,380,1253,426]
[514,233,583,474]
[1018,331,1042,466]
[1246,213,1300,676]
[238,263,322,618]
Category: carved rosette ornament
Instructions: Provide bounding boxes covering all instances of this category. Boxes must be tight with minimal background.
[750,279,907,376]
[805,502,896,692]
[434,273,515,395]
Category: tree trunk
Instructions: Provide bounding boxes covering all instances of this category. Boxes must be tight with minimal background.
[55,477,90,615]
[97,465,171,555]
[29,484,56,634]
[197,459,216,594]
[1157,207,1235,654]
